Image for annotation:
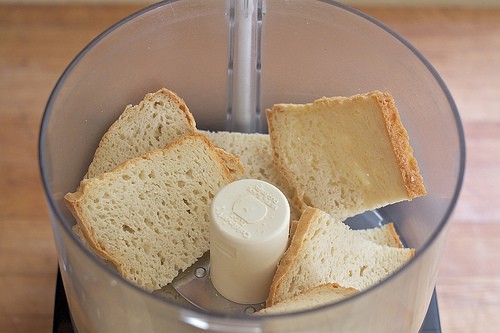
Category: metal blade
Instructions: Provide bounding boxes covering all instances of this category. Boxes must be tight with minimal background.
[171,252,265,314]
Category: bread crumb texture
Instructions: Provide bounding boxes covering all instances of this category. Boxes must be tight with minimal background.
[65,135,233,291]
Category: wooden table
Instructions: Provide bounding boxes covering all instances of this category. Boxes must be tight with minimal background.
[1,4,499,332]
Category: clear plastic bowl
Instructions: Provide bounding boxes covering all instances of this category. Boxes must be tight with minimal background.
[39,1,465,332]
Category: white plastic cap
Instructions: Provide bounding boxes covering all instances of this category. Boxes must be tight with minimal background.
[210,179,290,304]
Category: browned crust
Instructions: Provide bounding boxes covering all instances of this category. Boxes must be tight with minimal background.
[157,87,197,130]
[65,134,236,278]
[307,282,358,294]
[286,220,299,249]
[195,131,247,179]
[183,134,237,182]
[289,220,299,240]
[131,87,197,131]
[266,207,320,307]
[371,91,427,199]
[385,222,404,249]
[64,182,114,263]
[213,147,245,179]
[259,283,358,314]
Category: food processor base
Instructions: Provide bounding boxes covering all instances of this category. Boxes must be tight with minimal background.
[52,267,442,333]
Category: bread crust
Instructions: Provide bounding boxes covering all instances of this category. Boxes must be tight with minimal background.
[84,88,197,179]
[372,91,427,199]
[267,207,319,306]
[385,222,404,248]
[65,180,113,261]
[258,283,358,314]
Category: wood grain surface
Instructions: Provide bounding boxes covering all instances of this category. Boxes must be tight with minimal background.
[0,4,499,332]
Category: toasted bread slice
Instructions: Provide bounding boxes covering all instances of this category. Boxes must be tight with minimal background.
[65,135,236,291]
[267,207,414,307]
[84,88,197,179]
[266,91,426,220]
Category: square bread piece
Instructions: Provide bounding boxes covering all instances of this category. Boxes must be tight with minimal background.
[65,135,234,291]
[266,91,426,221]
[266,207,414,307]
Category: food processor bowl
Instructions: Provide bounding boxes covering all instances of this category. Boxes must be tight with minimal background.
[39,1,465,332]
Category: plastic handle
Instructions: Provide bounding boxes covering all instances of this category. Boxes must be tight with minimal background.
[226,0,263,133]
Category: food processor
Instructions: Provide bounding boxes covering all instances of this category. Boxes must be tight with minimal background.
[39,0,465,332]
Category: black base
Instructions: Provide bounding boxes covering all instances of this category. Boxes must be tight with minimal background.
[53,269,74,333]
[53,268,441,333]
[420,291,442,333]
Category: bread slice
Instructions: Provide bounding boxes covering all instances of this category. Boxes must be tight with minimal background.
[266,91,426,220]
[84,88,197,179]
[257,283,358,314]
[65,135,235,291]
[266,207,414,307]
[201,130,299,219]
[201,131,286,187]
[268,222,403,314]
[289,220,404,248]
